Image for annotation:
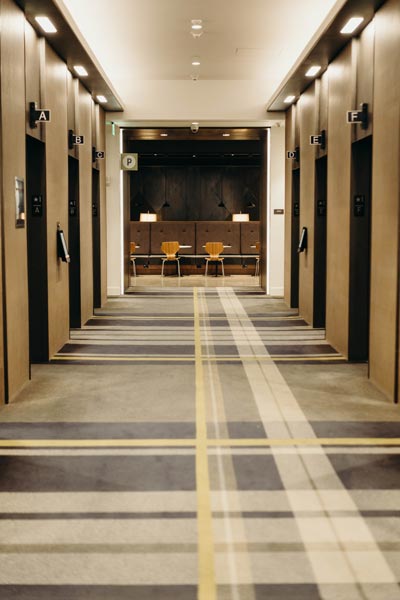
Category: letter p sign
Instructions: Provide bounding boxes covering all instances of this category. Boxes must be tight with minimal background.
[121,153,138,171]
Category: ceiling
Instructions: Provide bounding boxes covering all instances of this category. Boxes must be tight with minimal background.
[60,0,344,123]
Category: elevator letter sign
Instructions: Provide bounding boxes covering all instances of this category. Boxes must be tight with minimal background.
[121,153,138,171]
[29,102,51,128]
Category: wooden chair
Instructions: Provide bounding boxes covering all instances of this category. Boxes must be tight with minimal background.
[205,242,225,276]
[130,242,137,277]
[161,241,181,276]
[255,241,260,277]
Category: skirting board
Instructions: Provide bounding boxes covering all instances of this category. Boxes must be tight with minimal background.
[269,286,284,297]
[107,286,122,296]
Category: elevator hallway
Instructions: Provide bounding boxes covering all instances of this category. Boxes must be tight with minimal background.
[1,288,400,599]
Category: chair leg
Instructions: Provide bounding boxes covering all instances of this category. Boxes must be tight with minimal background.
[161,259,165,276]
[132,259,136,277]
[255,258,259,277]
[205,260,208,276]
[221,260,225,277]
[177,259,181,277]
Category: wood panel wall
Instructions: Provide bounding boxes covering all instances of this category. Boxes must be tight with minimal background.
[0,0,29,401]
[369,0,400,399]
[298,85,317,325]
[43,44,69,359]
[0,1,109,401]
[284,106,295,306]
[97,107,108,307]
[130,166,260,222]
[284,0,400,401]
[325,43,355,357]
[78,83,93,325]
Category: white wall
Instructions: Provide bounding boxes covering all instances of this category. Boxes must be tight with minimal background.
[105,123,123,296]
[268,125,285,296]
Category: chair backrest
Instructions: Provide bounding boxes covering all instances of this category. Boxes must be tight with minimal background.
[255,241,260,253]
[205,242,224,258]
[161,241,180,259]
[130,242,136,254]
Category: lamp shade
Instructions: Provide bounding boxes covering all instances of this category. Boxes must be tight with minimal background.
[140,212,157,222]
[232,213,250,222]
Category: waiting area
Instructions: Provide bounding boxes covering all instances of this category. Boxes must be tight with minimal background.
[130,220,260,277]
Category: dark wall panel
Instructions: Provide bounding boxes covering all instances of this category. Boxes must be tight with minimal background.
[130,166,260,222]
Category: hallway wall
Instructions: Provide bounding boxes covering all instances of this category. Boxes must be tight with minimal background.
[284,0,400,402]
[0,1,108,402]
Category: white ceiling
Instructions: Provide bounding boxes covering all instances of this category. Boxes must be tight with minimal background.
[61,0,342,122]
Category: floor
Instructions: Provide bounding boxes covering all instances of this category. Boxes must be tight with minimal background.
[1,287,400,599]
[128,274,261,288]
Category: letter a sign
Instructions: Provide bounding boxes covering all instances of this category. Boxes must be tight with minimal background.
[29,102,51,128]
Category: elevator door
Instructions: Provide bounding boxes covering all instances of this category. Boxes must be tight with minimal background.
[313,156,327,327]
[349,136,372,361]
[92,168,101,309]
[68,156,81,329]
[290,169,300,308]
[26,136,48,362]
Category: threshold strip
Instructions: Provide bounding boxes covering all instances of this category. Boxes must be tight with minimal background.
[193,288,217,600]
[0,438,400,448]
[51,355,344,362]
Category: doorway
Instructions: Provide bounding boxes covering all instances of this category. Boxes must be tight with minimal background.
[349,136,372,361]
[313,156,327,327]
[290,168,300,308]
[92,168,101,308]
[68,156,81,328]
[26,136,48,362]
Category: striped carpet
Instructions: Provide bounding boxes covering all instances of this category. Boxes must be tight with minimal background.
[2,288,400,600]
[52,288,345,365]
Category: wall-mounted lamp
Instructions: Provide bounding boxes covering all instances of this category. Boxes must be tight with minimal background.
[232,212,250,222]
[140,212,157,222]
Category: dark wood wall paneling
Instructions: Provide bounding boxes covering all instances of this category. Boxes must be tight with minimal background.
[130,167,261,222]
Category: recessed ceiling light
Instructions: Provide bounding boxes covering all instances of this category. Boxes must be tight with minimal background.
[35,16,57,33]
[284,95,296,104]
[97,95,107,103]
[340,17,364,34]
[222,133,230,137]
[160,133,168,137]
[191,19,203,30]
[192,57,201,66]
[74,66,88,77]
[305,65,321,77]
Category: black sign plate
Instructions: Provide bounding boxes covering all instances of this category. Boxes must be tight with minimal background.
[32,195,43,217]
[317,199,326,217]
[354,195,366,217]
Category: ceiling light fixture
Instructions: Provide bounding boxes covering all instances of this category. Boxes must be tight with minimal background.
[340,16,364,34]
[305,65,321,77]
[222,133,230,137]
[192,57,201,66]
[97,95,107,103]
[191,19,203,38]
[284,95,296,104]
[160,133,168,137]
[74,66,88,77]
[34,16,57,33]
